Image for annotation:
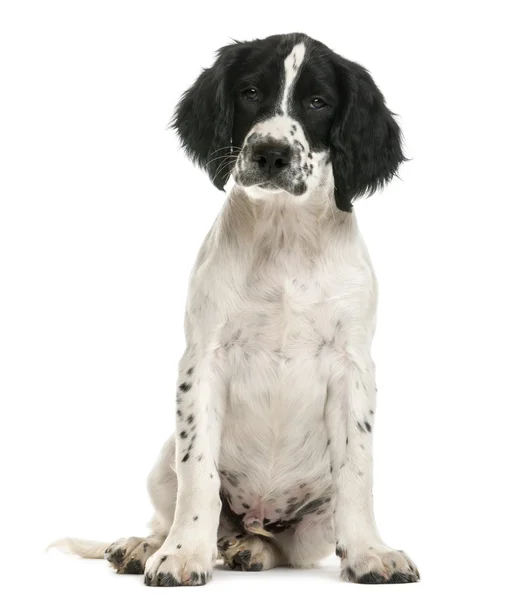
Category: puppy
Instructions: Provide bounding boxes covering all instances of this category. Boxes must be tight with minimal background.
[53,33,419,586]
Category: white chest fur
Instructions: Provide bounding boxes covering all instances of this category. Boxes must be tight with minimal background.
[185,186,376,527]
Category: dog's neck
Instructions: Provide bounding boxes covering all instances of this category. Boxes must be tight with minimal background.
[225,183,352,254]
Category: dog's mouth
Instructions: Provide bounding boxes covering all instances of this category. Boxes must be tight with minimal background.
[234,168,307,197]
[257,182,280,190]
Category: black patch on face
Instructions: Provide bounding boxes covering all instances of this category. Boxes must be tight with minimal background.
[172,33,404,211]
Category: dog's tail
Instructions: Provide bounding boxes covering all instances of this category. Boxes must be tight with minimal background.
[46,537,110,559]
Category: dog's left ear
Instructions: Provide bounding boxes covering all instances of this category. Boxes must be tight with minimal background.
[172,44,239,190]
[330,58,405,211]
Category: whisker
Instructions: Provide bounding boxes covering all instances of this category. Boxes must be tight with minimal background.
[205,154,238,168]
[210,145,242,156]
[212,156,238,181]
[215,159,238,181]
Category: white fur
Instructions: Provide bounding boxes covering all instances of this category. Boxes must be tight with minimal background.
[280,42,306,113]
[54,43,418,586]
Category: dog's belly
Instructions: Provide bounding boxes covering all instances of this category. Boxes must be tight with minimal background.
[217,310,337,532]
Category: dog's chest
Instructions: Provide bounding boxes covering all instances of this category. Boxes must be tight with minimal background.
[214,264,344,522]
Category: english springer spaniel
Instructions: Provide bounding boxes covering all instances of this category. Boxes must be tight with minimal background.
[53,33,419,586]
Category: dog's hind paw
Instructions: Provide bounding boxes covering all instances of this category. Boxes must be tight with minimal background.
[105,536,160,574]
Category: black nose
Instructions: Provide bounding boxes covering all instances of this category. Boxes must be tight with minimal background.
[251,144,291,173]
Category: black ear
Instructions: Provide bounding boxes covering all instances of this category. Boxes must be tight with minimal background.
[330,58,405,211]
[172,45,237,190]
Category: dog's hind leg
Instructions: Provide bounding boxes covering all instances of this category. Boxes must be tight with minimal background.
[52,436,178,574]
[275,518,336,568]
[105,435,179,574]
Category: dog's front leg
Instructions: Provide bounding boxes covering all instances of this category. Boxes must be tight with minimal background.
[144,354,225,587]
[326,352,420,584]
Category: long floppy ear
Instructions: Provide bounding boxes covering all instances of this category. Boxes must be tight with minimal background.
[330,58,405,211]
[172,45,238,190]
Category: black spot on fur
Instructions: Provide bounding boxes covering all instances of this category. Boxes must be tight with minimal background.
[124,559,143,574]
[388,572,419,584]
[238,549,251,562]
[186,367,194,376]
[177,544,182,549]
[357,421,365,432]
[358,571,388,584]
[365,421,372,432]
[197,453,203,461]
[187,414,194,424]
[193,515,198,521]
[179,382,192,393]
[182,453,190,462]
[295,498,324,518]
[336,545,347,559]
[180,430,188,439]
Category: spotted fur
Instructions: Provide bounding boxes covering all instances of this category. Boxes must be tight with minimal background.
[51,33,418,587]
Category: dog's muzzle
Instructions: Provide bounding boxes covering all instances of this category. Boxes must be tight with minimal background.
[235,136,306,195]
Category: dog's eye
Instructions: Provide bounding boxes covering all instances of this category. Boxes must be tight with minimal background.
[243,87,259,101]
[309,97,327,110]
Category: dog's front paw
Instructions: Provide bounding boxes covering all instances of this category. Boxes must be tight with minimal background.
[143,545,214,587]
[340,545,420,584]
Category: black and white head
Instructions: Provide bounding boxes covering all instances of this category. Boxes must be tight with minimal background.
[173,33,404,211]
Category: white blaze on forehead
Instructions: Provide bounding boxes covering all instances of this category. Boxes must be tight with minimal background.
[280,42,306,115]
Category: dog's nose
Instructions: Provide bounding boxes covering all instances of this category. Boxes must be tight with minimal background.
[251,144,291,173]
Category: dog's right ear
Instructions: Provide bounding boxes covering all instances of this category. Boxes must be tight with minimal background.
[172,44,240,191]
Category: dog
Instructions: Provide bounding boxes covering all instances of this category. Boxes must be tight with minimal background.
[52,32,419,586]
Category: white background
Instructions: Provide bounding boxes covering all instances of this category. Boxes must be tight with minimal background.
[1,1,509,598]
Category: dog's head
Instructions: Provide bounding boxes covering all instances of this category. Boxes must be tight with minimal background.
[173,33,404,211]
